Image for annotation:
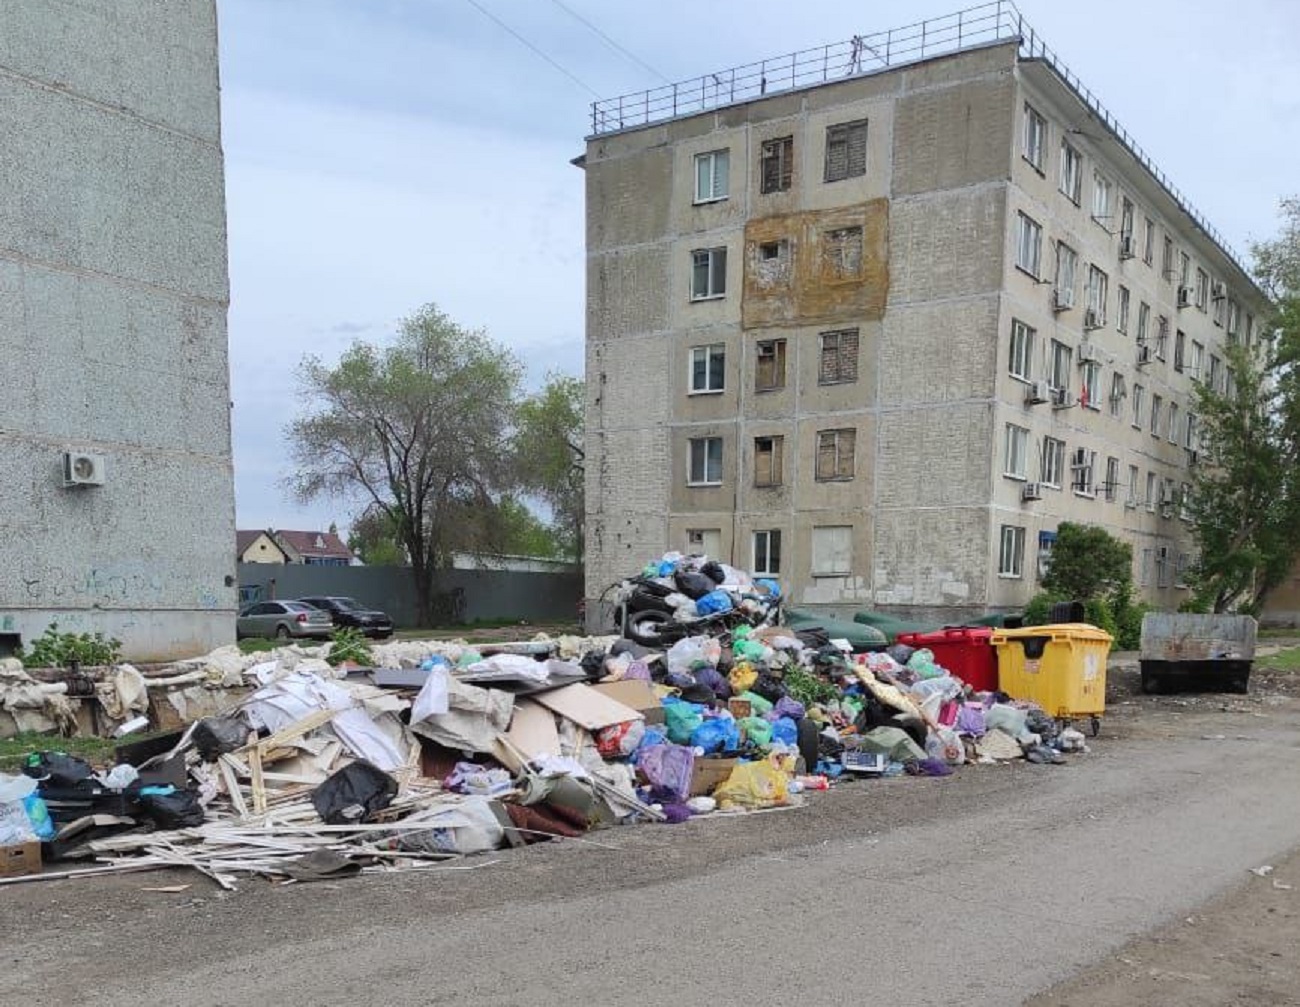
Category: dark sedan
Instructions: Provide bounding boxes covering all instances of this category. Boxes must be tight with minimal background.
[297,596,394,638]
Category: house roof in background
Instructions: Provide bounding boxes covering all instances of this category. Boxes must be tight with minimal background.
[273,529,354,560]
[237,529,276,552]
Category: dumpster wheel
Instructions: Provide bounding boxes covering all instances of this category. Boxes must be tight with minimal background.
[1089,715,1101,738]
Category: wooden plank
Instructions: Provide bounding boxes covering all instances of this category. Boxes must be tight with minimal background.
[218,757,249,820]
[238,709,337,756]
[248,746,267,815]
[530,683,643,732]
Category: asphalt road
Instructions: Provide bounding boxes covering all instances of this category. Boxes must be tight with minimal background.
[11,695,1300,1007]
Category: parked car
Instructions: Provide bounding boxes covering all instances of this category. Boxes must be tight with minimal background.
[297,596,394,638]
[236,600,334,641]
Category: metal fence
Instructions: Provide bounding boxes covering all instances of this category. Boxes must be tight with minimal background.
[588,0,1250,279]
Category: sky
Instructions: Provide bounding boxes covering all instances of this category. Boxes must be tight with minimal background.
[218,0,1300,534]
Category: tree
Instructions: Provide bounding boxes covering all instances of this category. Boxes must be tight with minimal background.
[494,496,566,559]
[287,304,522,624]
[1040,522,1133,602]
[346,506,407,567]
[1187,199,1300,613]
[514,373,584,560]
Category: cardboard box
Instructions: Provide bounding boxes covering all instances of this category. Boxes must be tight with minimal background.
[0,841,42,879]
[690,757,739,797]
[592,680,665,725]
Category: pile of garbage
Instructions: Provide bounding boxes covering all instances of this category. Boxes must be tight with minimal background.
[0,554,1090,890]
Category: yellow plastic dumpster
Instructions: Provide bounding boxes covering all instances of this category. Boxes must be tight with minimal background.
[989,623,1112,735]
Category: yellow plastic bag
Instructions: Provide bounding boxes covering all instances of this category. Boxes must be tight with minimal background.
[728,660,758,694]
[713,758,790,810]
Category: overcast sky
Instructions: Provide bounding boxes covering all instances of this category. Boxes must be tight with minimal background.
[218,0,1300,534]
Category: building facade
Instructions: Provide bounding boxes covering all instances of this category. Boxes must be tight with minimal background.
[0,2,235,658]
[581,7,1267,623]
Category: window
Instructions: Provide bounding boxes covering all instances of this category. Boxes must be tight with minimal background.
[1041,437,1065,487]
[818,328,859,385]
[1059,141,1082,203]
[1150,393,1162,437]
[760,136,793,194]
[758,239,788,263]
[1195,269,1209,311]
[1227,300,1241,341]
[1049,339,1073,391]
[824,119,867,181]
[1108,372,1126,417]
[1167,402,1180,444]
[1156,546,1171,588]
[753,436,784,487]
[686,528,722,556]
[1104,456,1120,502]
[1009,319,1035,380]
[1117,286,1130,333]
[999,525,1026,578]
[1143,217,1156,265]
[1162,234,1174,278]
[755,338,787,392]
[1213,289,1227,328]
[1174,330,1186,372]
[1136,301,1150,345]
[1092,173,1113,222]
[687,437,723,485]
[1185,412,1199,450]
[1155,316,1169,360]
[1081,360,1101,410]
[694,149,729,203]
[1139,547,1152,587]
[1127,465,1139,507]
[1190,341,1204,379]
[1055,242,1078,308]
[1146,471,1158,513]
[823,227,863,279]
[1071,447,1096,495]
[816,428,856,481]
[1246,314,1256,345]
[1119,197,1134,244]
[1208,354,1222,393]
[1086,265,1108,324]
[1179,485,1193,523]
[811,525,853,576]
[689,343,725,393]
[690,247,727,299]
[1023,104,1047,170]
[1132,383,1145,428]
[1016,213,1043,276]
[752,530,782,575]
[1004,424,1029,479]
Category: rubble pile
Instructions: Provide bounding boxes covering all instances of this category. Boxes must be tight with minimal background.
[0,554,1092,889]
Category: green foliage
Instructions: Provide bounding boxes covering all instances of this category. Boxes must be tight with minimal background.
[513,373,584,561]
[1110,581,1149,650]
[325,627,373,667]
[347,507,407,566]
[1022,592,1063,627]
[18,623,122,669]
[1041,523,1133,602]
[782,665,840,707]
[494,496,567,559]
[1082,598,1119,640]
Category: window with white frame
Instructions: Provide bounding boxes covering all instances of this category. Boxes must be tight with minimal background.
[1016,213,1043,276]
[1167,402,1180,444]
[1009,319,1035,380]
[1104,456,1120,502]
[1146,471,1158,513]
[1059,141,1082,203]
[1127,464,1140,507]
[824,120,868,182]
[1049,339,1073,391]
[1213,289,1227,328]
[690,247,727,299]
[694,149,729,203]
[1136,301,1150,345]
[752,529,782,576]
[687,436,723,485]
[1190,340,1204,379]
[1179,251,1191,288]
[811,525,852,576]
[1155,315,1169,360]
[1086,265,1108,324]
[1055,242,1078,308]
[1042,437,1065,487]
[1162,234,1174,278]
[1081,360,1101,409]
[1150,393,1163,437]
[1208,354,1222,393]
[1071,447,1096,495]
[1023,104,1046,171]
[1108,372,1126,417]
[1185,412,1199,450]
[1004,424,1029,479]
[998,525,1026,578]
[1117,285,1130,333]
[1119,197,1134,243]
[1195,268,1209,311]
[689,343,725,393]
[1174,330,1186,372]
[1143,217,1156,265]
[1179,484,1193,522]
[1227,300,1241,341]
[1092,173,1113,223]
[1132,383,1145,428]
[1139,547,1152,587]
[1156,545,1171,587]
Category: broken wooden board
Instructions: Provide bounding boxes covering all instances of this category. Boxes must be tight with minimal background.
[530,683,643,732]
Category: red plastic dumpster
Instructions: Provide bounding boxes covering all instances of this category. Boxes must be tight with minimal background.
[896,627,999,692]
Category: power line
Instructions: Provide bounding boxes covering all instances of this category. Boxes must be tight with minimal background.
[545,0,670,84]
[463,0,600,98]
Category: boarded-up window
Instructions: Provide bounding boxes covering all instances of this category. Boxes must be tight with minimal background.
[815,428,856,481]
[760,136,794,193]
[823,226,863,279]
[824,119,867,181]
[755,338,787,392]
[753,436,784,487]
[811,525,853,575]
[818,328,859,385]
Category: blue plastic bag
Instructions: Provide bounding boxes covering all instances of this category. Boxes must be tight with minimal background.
[690,717,740,754]
[694,590,733,616]
[755,578,782,598]
[23,794,54,840]
[771,716,799,746]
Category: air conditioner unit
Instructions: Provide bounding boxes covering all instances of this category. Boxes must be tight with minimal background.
[1083,308,1102,330]
[1024,379,1051,405]
[1118,235,1135,259]
[62,451,106,487]
[1021,482,1043,502]
[1077,342,1100,363]
[1176,285,1193,307]
[1053,288,1075,312]
[1051,387,1075,409]
[1136,344,1152,366]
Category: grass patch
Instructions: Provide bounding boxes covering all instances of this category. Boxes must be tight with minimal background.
[1256,646,1300,672]
[0,732,120,773]
[237,638,282,655]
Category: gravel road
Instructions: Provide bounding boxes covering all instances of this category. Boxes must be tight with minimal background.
[9,690,1300,1007]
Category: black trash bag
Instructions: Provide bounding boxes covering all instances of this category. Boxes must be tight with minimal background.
[750,673,788,704]
[136,789,206,830]
[23,751,94,788]
[192,716,248,762]
[674,570,716,600]
[700,561,727,585]
[579,650,607,682]
[609,639,651,661]
[886,643,916,666]
[795,627,832,650]
[1025,709,1059,740]
[817,730,845,760]
[312,761,398,825]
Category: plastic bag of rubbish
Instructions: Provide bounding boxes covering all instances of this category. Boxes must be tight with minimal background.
[690,716,740,754]
[22,751,94,788]
[667,636,722,676]
[674,570,716,600]
[0,773,50,844]
[664,702,704,745]
[694,590,733,616]
[137,787,206,829]
[729,661,759,694]
[910,676,963,703]
[638,743,694,803]
[907,648,942,679]
[739,716,773,749]
[773,696,806,721]
[312,761,398,825]
[750,673,787,704]
[886,643,915,666]
[597,720,646,759]
[713,760,789,810]
[694,667,732,700]
[754,578,781,599]
[193,715,249,762]
[957,704,987,736]
[771,717,799,747]
[984,703,1028,737]
[926,727,966,765]
[700,561,727,585]
[737,690,773,716]
[864,652,903,678]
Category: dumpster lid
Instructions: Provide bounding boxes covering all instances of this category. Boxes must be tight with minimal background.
[991,622,1114,644]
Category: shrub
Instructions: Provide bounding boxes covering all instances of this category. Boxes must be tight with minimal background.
[19,623,122,669]
[1022,592,1063,627]
[326,627,373,667]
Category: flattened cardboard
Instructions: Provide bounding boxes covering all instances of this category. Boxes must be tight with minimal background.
[592,680,665,725]
[492,699,562,771]
[531,682,644,732]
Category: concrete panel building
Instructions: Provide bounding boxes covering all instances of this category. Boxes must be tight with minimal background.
[0,2,236,658]
[580,4,1267,623]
